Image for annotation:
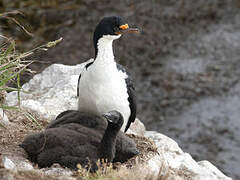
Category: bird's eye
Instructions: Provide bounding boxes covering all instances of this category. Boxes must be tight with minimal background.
[113,27,120,32]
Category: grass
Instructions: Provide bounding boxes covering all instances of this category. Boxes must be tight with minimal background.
[0,11,62,128]
[75,160,172,180]
[0,35,32,103]
[0,36,62,128]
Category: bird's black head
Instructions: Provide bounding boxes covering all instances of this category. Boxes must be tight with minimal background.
[93,16,139,57]
[102,110,124,130]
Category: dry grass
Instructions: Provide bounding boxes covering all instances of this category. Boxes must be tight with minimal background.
[73,134,161,180]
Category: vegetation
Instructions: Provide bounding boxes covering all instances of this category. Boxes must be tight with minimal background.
[0,11,62,128]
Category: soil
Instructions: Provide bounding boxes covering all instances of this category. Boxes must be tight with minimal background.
[1,0,240,179]
[0,110,47,157]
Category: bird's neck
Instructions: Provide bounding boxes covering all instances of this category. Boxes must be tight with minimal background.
[94,38,115,66]
[98,124,119,162]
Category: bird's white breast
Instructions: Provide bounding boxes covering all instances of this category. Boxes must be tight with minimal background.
[78,63,130,131]
[78,36,130,131]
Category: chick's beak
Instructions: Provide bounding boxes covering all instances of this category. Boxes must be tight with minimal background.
[115,24,140,35]
[103,112,113,122]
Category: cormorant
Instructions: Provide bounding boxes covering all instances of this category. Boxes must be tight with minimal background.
[77,16,139,132]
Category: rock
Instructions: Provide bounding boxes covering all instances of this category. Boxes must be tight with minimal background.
[145,131,183,154]
[144,155,164,180]
[198,161,232,180]
[42,164,75,179]
[17,161,33,171]
[145,131,232,180]
[6,63,85,120]
[6,63,231,179]
[8,156,33,171]
[127,118,145,136]
[44,167,73,177]
[0,155,33,171]
[1,157,16,170]
[0,156,74,179]
[0,108,10,126]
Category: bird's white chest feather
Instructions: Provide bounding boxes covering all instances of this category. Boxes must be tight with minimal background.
[78,36,130,131]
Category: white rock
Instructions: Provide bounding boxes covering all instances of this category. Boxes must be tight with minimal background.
[6,63,232,179]
[1,156,34,171]
[2,157,16,170]
[44,167,73,177]
[145,131,183,154]
[126,118,145,136]
[145,155,164,179]
[198,161,232,180]
[6,63,87,120]
[15,161,33,171]
[0,108,10,126]
[145,131,232,180]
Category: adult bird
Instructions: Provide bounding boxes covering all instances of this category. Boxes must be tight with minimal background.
[77,16,139,132]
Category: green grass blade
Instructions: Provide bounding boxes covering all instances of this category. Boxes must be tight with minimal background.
[1,40,15,58]
[0,62,32,87]
[17,73,21,105]
[0,104,19,110]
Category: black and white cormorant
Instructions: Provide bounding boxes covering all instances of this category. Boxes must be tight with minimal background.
[77,16,139,132]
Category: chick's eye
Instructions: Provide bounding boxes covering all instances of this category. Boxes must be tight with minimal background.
[113,27,120,32]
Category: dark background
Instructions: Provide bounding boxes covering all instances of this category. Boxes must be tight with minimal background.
[1,0,240,179]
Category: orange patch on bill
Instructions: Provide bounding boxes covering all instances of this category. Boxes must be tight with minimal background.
[120,24,129,30]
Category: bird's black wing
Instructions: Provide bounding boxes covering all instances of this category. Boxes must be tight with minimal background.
[47,110,103,129]
[117,64,137,132]
[77,60,94,96]
[77,74,81,97]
